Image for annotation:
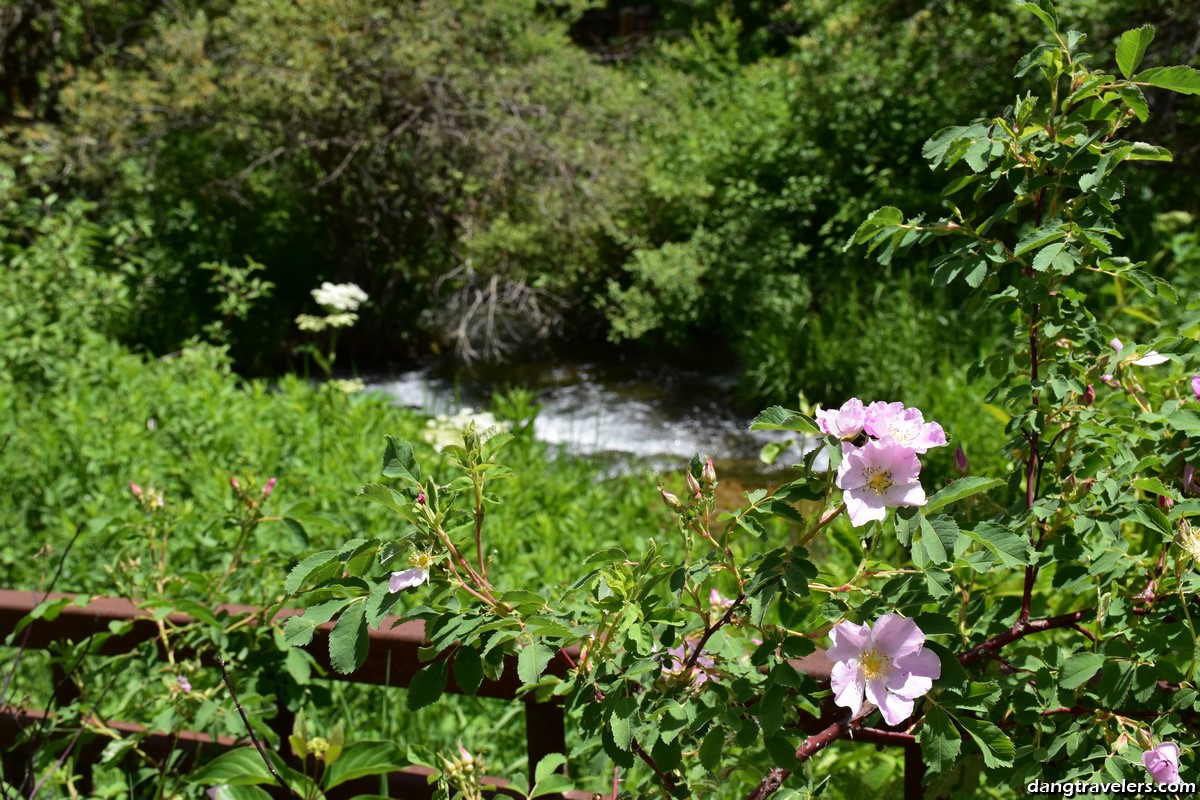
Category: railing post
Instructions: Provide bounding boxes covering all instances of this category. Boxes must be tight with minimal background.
[524,697,567,783]
[904,741,925,800]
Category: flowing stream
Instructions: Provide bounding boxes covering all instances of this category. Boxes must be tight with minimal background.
[366,360,823,487]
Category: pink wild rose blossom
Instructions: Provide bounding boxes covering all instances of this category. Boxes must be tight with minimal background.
[863,402,947,453]
[816,397,867,439]
[389,551,433,592]
[828,614,941,726]
[1143,742,1181,785]
[836,439,927,527]
[1192,375,1200,401]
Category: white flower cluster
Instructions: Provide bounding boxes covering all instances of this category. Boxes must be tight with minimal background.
[312,282,367,312]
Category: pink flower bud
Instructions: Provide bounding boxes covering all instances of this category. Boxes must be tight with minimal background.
[954,445,969,475]
[129,482,144,501]
[686,471,701,498]
[177,674,192,693]
[230,476,240,491]
[1158,494,1174,511]
[1083,384,1096,405]
[416,491,426,505]
[261,477,277,498]
[701,458,717,488]
[660,489,683,512]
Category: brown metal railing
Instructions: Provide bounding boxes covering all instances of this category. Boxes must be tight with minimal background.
[0,589,925,799]
[0,589,589,799]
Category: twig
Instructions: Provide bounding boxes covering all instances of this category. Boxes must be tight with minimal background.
[958,608,1092,667]
[217,657,302,800]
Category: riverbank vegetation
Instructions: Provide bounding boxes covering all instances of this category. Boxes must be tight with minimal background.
[2,1,1199,797]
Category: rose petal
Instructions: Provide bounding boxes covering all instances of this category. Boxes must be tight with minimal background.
[870,614,924,658]
[828,620,871,661]
[830,660,864,716]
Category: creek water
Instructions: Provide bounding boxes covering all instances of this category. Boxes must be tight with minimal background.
[365,360,824,488]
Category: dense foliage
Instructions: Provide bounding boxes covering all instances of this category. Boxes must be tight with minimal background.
[2,0,1199,798]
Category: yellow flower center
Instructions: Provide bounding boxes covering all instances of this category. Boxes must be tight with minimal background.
[409,551,434,570]
[864,467,894,496]
[860,647,892,681]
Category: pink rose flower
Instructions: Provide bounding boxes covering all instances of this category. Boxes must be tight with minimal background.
[828,614,941,726]
[864,402,946,454]
[1192,375,1200,401]
[836,439,927,527]
[1142,742,1181,785]
[816,397,867,439]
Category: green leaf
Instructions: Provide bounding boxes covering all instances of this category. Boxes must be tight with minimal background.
[957,718,1014,768]
[281,599,352,647]
[1014,224,1067,257]
[749,406,818,433]
[1014,0,1058,33]
[324,741,405,789]
[454,645,484,696]
[382,435,421,482]
[1116,25,1155,79]
[534,753,568,784]
[530,774,576,798]
[1134,65,1200,96]
[699,727,725,771]
[408,659,448,711]
[1168,409,1200,435]
[609,713,632,752]
[285,549,339,595]
[358,483,408,514]
[917,706,961,774]
[186,748,272,785]
[919,516,959,564]
[518,643,553,684]
[924,477,1005,514]
[328,600,368,674]
[1032,241,1067,272]
[967,522,1036,568]
[1059,652,1105,690]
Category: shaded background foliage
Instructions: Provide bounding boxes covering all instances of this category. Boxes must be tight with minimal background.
[1,0,1196,400]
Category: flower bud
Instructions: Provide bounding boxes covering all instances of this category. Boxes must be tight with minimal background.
[230,476,240,491]
[954,445,968,475]
[129,482,144,501]
[686,471,701,498]
[701,458,717,489]
[262,477,277,498]
[1192,374,1200,401]
[416,491,426,505]
[660,489,683,512]
[1185,464,1200,496]
[1083,384,1095,405]
[1158,494,1174,511]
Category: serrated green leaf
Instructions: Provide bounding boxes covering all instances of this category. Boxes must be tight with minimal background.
[358,483,408,514]
[967,522,1036,568]
[957,718,1014,768]
[281,598,352,647]
[918,706,961,774]
[924,477,1005,514]
[454,645,483,696]
[749,406,818,433]
[408,659,448,711]
[382,435,421,482]
[1014,224,1067,257]
[1168,409,1200,435]
[518,643,553,684]
[329,600,368,674]
[285,549,339,595]
[534,753,568,784]
[609,714,632,752]
[1134,65,1200,96]
[1116,25,1154,79]
[700,727,725,771]
[919,516,957,564]
[1059,652,1105,690]
[1032,241,1067,272]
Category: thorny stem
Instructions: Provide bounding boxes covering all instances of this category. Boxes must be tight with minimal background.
[798,503,845,548]
[680,591,746,675]
[631,738,676,794]
[217,657,302,800]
